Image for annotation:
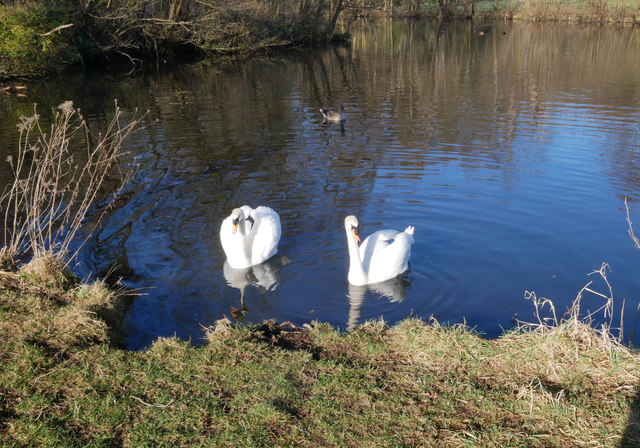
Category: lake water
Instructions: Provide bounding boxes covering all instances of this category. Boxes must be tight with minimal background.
[1,20,639,349]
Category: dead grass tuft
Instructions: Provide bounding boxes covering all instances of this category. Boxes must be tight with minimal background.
[74,279,130,347]
[0,258,131,354]
[20,254,77,290]
[46,307,109,350]
[204,317,234,344]
[0,290,109,354]
[389,318,488,375]
[148,335,190,357]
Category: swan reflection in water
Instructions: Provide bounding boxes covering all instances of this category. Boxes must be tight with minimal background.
[223,257,285,318]
[347,275,411,331]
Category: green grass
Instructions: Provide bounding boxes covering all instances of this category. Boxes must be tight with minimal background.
[1,257,639,447]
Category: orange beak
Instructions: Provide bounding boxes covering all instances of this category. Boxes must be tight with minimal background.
[352,228,361,244]
[232,222,239,234]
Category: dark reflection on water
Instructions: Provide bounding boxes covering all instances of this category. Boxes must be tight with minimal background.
[1,21,639,349]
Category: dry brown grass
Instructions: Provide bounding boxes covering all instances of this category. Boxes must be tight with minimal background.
[379,261,640,447]
[0,257,132,355]
[0,101,144,268]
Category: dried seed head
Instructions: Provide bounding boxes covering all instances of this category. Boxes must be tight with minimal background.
[58,101,74,116]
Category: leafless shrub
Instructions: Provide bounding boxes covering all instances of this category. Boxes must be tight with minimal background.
[586,0,607,17]
[501,0,519,19]
[0,100,144,268]
[87,0,346,60]
[517,0,638,23]
[521,263,623,348]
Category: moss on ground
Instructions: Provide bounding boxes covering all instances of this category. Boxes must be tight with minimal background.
[0,3,80,79]
[0,258,639,447]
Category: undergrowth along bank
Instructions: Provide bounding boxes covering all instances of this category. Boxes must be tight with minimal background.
[0,0,346,80]
[2,1,639,80]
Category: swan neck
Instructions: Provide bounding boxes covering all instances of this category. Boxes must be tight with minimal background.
[233,220,253,262]
[346,229,367,285]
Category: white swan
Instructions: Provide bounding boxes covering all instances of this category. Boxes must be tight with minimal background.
[344,215,414,286]
[220,205,281,269]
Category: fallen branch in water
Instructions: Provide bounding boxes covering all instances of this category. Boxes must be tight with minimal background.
[625,196,640,250]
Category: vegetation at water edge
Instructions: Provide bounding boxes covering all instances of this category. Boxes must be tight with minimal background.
[2,1,639,80]
[0,0,346,80]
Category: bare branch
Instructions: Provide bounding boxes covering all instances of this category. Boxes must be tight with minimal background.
[40,23,74,37]
[624,196,640,250]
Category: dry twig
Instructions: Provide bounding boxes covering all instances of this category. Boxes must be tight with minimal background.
[625,196,640,250]
[40,23,74,37]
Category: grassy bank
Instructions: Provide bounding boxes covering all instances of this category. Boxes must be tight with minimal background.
[0,258,639,446]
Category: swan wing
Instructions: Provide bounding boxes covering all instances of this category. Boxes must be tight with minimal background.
[359,229,400,274]
[359,229,399,259]
[248,206,281,265]
[363,228,414,284]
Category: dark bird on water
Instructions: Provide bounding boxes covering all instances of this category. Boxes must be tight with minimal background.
[320,104,346,123]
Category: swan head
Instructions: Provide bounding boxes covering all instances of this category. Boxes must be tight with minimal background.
[229,207,256,234]
[344,215,361,244]
[230,208,245,234]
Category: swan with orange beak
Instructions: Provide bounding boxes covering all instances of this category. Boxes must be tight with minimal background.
[344,215,414,286]
[220,206,281,269]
